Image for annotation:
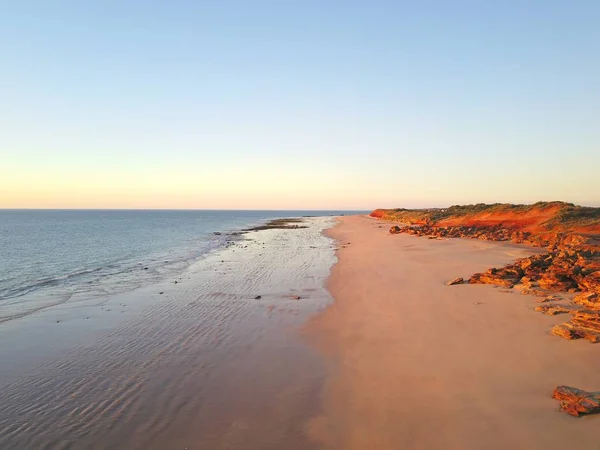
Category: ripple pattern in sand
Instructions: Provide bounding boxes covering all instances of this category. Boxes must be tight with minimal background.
[0,218,336,450]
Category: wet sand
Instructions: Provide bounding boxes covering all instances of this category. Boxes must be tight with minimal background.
[307,215,600,449]
[0,217,335,450]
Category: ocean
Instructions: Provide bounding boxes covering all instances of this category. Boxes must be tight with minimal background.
[0,209,356,323]
[0,211,347,449]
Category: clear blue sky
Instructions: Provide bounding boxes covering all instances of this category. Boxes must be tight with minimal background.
[2,0,599,209]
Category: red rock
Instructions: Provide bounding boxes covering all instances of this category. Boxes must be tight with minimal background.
[552,385,600,417]
[469,273,515,288]
[551,322,600,343]
[534,305,573,315]
[446,277,464,286]
[551,323,579,340]
[381,210,600,344]
[573,292,600,309]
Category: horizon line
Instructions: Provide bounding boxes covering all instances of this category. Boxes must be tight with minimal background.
[0,208,372,212]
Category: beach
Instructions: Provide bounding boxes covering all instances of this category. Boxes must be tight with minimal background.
[307,215,600,449]
[0,216,336,450]
[2,213,599,449]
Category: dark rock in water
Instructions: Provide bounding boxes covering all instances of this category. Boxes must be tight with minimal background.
[143,267,148,270]
[214,232,222,235]
[552,385,600,416]
[174,281,178,284]
[159,292,164,295]
[243,218,308,232]
[254,295,262,300]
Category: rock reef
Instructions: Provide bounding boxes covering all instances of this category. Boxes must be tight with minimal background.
[242,218,308,232]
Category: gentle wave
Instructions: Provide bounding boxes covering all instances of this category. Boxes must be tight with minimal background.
[0,232,242,324]
[0,266,110,300]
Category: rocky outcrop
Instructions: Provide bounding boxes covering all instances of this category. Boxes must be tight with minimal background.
[552,385,600,416]
[375,202,600,236]
[389,224,599,294]
[388,224,541,245]
[385,217,600,343]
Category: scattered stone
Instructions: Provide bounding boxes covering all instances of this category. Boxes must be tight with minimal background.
[446,277,464,286]
[389,225,402,234]
[551,322,600,343]
[534,304,573,316]
[290,295,301,300]
[469,272,516,288]
[254,295,262,300]
[552,386,600,417]
[521,287,552,297]
[159,292,164,295]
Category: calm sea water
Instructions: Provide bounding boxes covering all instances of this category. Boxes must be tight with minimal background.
[0,210,357,322]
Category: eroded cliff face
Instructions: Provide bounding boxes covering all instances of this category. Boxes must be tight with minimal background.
[371,201,600,235]
[377,202,600,343]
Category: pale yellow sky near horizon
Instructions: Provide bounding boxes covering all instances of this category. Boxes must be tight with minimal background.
[2,161,598,210]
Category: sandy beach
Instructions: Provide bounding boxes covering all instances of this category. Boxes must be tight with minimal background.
[307,215,600,449]
[2,213,599,449]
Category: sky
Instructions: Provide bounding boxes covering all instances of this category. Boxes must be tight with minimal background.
[1,0,599,210]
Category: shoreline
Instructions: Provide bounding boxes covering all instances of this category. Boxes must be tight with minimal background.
[0,216,337,450]
[0,212,346,325]
[307,215,600,449]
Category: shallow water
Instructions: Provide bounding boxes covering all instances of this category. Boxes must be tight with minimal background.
[0,210,350,323]
[0,217,337,449]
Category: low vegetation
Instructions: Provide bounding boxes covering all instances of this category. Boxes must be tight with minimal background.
[371,201,600,234]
